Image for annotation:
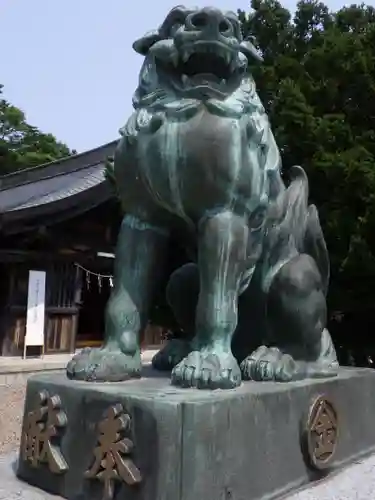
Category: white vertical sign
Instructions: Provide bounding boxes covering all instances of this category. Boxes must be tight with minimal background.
[25,270,46,351]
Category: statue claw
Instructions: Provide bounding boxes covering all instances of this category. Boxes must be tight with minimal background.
[171,349,241,390]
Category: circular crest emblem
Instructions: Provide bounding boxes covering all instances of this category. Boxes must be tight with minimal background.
[301,394,339,471]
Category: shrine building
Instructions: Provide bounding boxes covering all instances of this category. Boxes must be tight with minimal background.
[0,142,169,357]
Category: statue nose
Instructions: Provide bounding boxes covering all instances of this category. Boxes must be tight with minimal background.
[187,8,232,36]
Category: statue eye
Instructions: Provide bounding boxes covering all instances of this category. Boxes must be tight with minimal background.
[249,207,266,230]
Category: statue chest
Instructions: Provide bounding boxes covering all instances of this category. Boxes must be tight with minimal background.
[130,110,263,220]
[139,111,247,181]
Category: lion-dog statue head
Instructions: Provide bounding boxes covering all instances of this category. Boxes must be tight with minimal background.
[131,5,264,114]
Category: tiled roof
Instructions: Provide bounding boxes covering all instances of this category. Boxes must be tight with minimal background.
[0,141,117,220]
[0,164,106,212]
[0,141,117,190]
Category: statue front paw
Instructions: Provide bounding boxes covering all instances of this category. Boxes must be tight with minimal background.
[66,347,142,382]
[171,349,241,389]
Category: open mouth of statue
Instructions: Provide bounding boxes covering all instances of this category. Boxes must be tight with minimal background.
[174,43,240,90]
[181,51,231,81]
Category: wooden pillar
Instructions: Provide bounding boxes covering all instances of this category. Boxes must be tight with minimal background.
[70,264,82,353]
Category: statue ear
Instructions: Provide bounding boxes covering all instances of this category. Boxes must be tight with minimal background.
[240,40,263,63]
[133,30,162,55]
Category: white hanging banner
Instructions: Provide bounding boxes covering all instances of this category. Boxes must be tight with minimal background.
[24,270,46,353]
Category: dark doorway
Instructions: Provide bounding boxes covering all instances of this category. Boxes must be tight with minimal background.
[76,277,111,349]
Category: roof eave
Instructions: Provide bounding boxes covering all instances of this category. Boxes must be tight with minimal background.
[0,181,114,234]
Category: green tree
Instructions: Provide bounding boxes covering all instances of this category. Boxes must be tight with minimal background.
[0,84,73,175]
[240,1,375,317]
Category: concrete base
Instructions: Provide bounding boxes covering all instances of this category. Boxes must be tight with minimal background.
[16,367,375,500]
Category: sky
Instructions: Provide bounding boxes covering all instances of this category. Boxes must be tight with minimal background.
[2,0,350,152]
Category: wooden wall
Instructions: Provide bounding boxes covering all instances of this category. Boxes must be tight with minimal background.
[0,261,167,356]
[1,262,81,356]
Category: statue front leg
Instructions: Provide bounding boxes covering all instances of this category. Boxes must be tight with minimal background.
[67,214,169,382]
[172,211,249,389]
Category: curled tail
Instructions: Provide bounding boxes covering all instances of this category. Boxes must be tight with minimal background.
[264,165,309,265]
[304,204,330,295]
[262,165,329,294]
[282,166,329,293]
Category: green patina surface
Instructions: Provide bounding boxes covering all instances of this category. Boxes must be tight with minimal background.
[67,5,338,389]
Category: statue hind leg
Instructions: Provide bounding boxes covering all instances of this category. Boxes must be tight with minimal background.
[241,166,338,381]
[241,253,339,381]
[67,214,169,382]
[152,263,198,371]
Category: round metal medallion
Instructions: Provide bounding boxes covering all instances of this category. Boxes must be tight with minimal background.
[302,395,338,470]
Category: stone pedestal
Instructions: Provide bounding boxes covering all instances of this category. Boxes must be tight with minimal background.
[16,367,375,500]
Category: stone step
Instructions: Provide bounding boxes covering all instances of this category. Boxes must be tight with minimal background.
[0,350,159,385]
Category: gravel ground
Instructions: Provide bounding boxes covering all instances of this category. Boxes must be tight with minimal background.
[0,451,374,500]
[0,380,26,456]
[0,452,65,500]
[285,455,375,500]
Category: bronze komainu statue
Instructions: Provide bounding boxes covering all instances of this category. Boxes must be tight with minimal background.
[67,5,339,389]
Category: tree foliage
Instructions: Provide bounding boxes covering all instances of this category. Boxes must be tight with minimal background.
[0,84,73,175]
[239,1,375,316]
